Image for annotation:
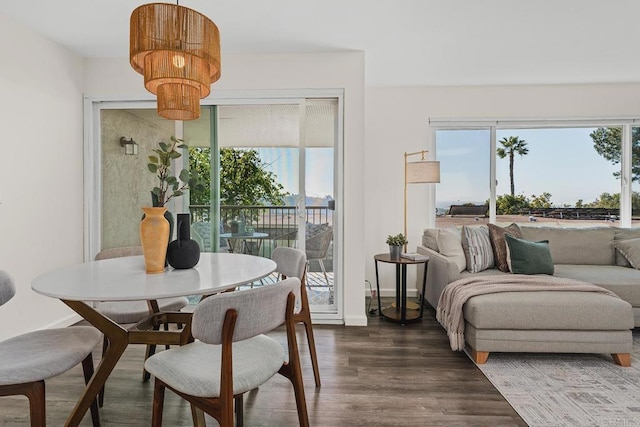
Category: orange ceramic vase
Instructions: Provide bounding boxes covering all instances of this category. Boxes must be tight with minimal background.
[140,206,170,274]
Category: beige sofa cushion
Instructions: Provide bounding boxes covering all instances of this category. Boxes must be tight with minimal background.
[553,264,640,306]
[422,228,439,251]
[463,291,633,331]
[436,227,466,273]
[520,226,616,265]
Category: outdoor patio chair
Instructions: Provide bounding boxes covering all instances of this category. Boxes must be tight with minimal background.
[0,270,101,427]
[305,225,333,287]
[273,223,333,288]
[191,221,230,253]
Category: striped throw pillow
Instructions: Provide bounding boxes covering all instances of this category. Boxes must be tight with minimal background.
[461,225,495,273]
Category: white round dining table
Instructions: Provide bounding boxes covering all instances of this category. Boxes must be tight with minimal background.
[33,252,276,301]
[31,252,276,427]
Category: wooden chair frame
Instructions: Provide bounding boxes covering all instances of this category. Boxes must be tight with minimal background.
[282,270,321,388]
[150,291,309,427]
[0,354,99,427]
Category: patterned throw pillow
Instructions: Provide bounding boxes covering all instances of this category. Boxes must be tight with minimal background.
[461,225,494,273]
[488,223,523,272]
[613,238,640,269]
[613,228,640,267]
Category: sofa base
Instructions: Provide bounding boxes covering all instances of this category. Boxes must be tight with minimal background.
[469,348,630,366]
[466,324,633,366]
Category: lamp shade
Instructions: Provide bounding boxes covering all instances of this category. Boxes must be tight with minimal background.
[130,3,221,120]
[157,83,201,121]
[143,50,212,97]
[406,160,440,184]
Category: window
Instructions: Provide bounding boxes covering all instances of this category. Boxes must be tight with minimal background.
[435,129,490,228]
[433,120,634,228]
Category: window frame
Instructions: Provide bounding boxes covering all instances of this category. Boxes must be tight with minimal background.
[429,118,637,227]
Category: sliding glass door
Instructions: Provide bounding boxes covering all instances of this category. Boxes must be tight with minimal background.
[92,94,340,318]
[183,99,338,314]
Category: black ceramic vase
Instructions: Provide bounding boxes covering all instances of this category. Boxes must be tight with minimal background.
[167,213,201,269]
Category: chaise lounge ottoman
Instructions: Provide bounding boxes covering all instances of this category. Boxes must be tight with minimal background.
[463,290,634,366]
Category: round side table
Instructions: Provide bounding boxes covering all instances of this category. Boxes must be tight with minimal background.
[374,253,428,325]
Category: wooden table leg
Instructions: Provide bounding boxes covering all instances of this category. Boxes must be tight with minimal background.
[191,405,206,426]
[63,300,129,427]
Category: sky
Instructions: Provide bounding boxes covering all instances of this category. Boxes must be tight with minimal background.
[436,128,621,209]
[255,147,334,198]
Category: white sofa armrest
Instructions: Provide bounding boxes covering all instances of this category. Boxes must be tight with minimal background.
[417,245,464,309]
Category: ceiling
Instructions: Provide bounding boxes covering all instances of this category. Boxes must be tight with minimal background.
[2,0,640,87]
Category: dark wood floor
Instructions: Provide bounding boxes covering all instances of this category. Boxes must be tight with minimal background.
[0,300,526,426]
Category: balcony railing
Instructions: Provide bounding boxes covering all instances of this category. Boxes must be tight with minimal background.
[190,204,332,225]
[188,204,333,259]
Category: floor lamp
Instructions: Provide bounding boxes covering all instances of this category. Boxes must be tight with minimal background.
[404,150,440,251]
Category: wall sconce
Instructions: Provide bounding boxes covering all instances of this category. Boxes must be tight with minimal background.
[120,137,138,155]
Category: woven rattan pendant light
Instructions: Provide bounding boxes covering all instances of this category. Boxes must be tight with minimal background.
[130,2,221,120]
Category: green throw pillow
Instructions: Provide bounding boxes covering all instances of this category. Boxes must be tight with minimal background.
[504,234,554,275]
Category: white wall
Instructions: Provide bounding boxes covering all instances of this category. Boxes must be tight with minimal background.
[4,13,640,337]
[366,84,640,297]
[0,14,85,340]
[84,52,368,326]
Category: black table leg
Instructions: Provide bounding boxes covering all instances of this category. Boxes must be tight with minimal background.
[374,260,382,317]
[419,261,428,319]
[395,264,401,320]
[400,264,407,324]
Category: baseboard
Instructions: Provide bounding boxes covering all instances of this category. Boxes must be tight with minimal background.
[344,314,368,326]
[39,313,83,330]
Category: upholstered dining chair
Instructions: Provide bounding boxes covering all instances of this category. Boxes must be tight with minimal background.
[144,277,309,427]
[0,270,101,427]
[94,246,189,400]
[271,246,321,387]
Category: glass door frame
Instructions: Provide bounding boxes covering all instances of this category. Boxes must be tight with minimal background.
[84,89,344,322]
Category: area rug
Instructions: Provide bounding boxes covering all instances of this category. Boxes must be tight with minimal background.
[470,331,640,426]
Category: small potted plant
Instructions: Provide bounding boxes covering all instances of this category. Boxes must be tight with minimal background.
[386,233,407,259]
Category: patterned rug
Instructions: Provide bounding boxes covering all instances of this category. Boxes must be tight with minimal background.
[470,330,640,426]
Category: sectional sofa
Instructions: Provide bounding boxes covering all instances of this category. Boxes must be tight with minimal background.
[416,225,640,365]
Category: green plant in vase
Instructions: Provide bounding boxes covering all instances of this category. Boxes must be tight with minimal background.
[141,136,205,271]
[147,136,205,207]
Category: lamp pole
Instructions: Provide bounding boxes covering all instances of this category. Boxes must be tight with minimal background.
[403,150,428,252]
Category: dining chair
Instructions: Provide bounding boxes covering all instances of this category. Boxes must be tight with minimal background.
[0,270,101,427]
[144,277,309,427]
[94,246,189,401]
[271,246,321,387]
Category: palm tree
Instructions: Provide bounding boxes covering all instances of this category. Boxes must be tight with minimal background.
[496,136,529,197]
